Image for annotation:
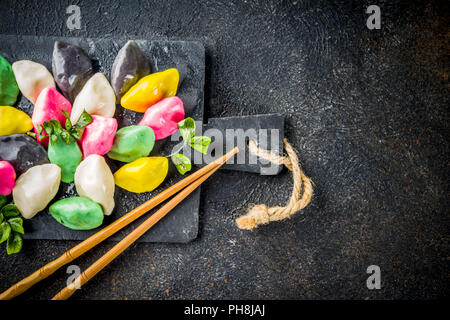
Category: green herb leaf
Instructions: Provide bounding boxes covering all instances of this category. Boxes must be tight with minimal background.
[66,118,72,130]
[70,127,83,141]
[62,110,70,121]
[6,232,22,255]
[42,122,53,136]
[37,124,43,134]
[50,120,63,133]
[189,136,211,154]
[50,134,58,145]
[60,131,71,145]
[0,222,11,244]
[171,154,192,175]
[62,110,72,131]
[8,217,24,234]
[178,117,196,143]
[39,110,91,147]
[0,195,6,209]
[0,213,3,224]
[68,110,92,141]
[75,110,93,128]
[27,131,37,139]
[1,204,20,217]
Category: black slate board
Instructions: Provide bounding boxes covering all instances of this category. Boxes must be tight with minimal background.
[0,35,205,243]
[203,114,285,175]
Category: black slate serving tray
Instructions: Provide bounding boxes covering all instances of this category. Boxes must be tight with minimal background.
[0,35,205,243]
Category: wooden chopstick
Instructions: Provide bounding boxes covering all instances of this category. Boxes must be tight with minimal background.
[0,147,239,300]
[52,151,231,300]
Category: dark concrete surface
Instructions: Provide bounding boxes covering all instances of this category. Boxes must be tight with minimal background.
[0,0,448,299]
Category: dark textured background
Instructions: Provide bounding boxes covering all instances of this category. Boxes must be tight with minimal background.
[0,0,448,299]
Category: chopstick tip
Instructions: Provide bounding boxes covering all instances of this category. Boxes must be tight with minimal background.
[224,147,239,163]
[227,147,239,159]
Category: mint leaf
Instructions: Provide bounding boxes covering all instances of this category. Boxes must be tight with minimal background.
[45,121,57,134]
[27,131,37,139]
[0,213,3,224]
[60,131,71,145]
[70,127,83,140]
[75,110,92,128]
[69,110,92,141]
[62,110,69,120]
[66,118,72,130]
[50,120,63,134]
[62,110,72,130]
[190,136,211,154]
[0,195,6,209]
[40,110,90,146]
[8,217,24,234]
[1,204,20,217]
[42,122,53,136]
[6,232,22,255]
[50,134,58,145]
[0,222,11,244]
[178,117,195,143]
[171,154,192,175]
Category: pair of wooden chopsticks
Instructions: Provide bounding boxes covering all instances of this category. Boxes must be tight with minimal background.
[0,147,239,300]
